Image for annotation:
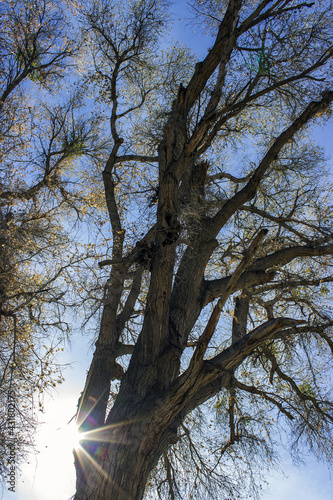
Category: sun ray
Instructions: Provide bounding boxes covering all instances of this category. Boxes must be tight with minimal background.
[74,432,128,498]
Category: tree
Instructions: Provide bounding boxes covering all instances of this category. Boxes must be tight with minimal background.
[70,1,333,498]
[0,0,105,480]
[2,0,333,498]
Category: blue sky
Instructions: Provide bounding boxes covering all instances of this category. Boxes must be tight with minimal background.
[3,2,333,499]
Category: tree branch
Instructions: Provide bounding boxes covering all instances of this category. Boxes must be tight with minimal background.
[209,91,333,237]
[251,242,333,273]
[116,266,143,336]
[190,52,333,158]
[261,346,333,422]
[115,154,158,164]
[206,171,251,184]
[240,205,313,243]
[207,317,306,371]
[182,0,243,114]
[233,378,295,420]
[189,229,268,368]
[238,1,315,35]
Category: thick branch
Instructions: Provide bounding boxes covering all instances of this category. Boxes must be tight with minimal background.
[232,290,250,344]
[205,242,333,305]
[116,266,143,335]
[253,276,333,294]
[251,242,333,273]
[207,317,306,371]
[209,91,333,237]
[182,0,242,114]
[190,229,268,367]
[206,172,251,184]
[238,1,315,35]
[115,155,158,163]
[204,270,276,305]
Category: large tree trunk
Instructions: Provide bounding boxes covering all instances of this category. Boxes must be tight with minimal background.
[74,429,155,500]
[74,403,178,500]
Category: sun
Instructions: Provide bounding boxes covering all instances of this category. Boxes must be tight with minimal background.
[18,396,81,499]
[60,419,83,451]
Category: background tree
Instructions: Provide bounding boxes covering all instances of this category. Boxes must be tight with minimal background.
[0,0,107,480]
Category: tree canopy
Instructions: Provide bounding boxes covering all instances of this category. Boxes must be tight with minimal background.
[0,0,102,479]
[1,0,333,499]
